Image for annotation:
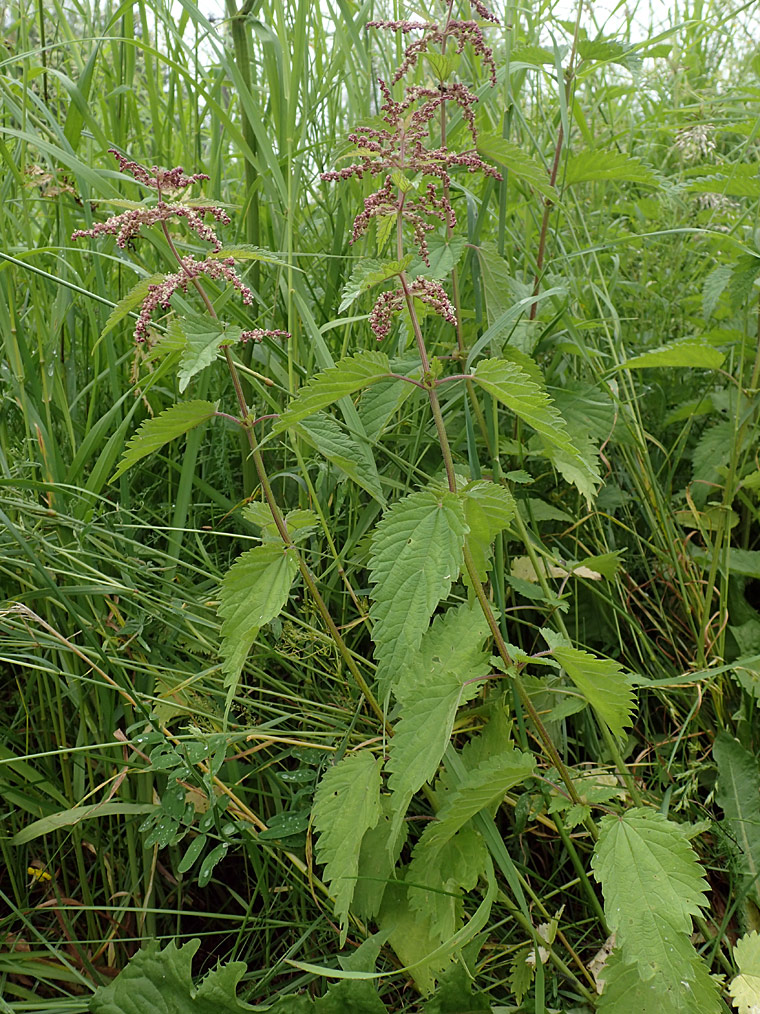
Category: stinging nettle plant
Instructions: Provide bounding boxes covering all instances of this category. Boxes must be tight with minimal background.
[75,3,728,1011]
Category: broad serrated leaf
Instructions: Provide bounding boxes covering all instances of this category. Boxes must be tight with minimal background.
[297,412,385,504]
[358,371,421,442]
[387,608,491,833]
[407,827,488,941]
[351,794,407,921]
[726,254,760,311]
[90,938,249,1013]
[100,272,164,339]
[422,960,491,1013]
[686,171,760,198]
[409,235,466,281]
[415,749,535,861]
[377,876,450,995]
[564,149,657,186]
[714,733,760,911]
[730,931,760,1014]
[312,751,383,944]
[597,943,722,1014]
[339,258,412,313]
[472,358,599,499]
[549,644,635,739]
[704,264,733,319]
[369,490,468,699]
[619,338,725,371]
[314,979,388,1013]
[461,480,516,582]
[592,809,711,983]
[691,419,734,506]
[177,314,243,392]
[110,400,217,481]
[274,352,391,432]
[477,135,556,200]
[217,544,298,705]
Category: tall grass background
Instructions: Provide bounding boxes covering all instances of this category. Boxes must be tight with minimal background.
[1,0,760,1008]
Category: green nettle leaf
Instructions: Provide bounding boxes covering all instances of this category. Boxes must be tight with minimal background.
[422,961,490,1013]
[564,149,657,186]
[549,643,635,739]
[618,338,725,371]
[596,942,721,1014]
[714,733,760,912]
[312,751,383,944]
[297,412,385,505]
[730,931,760,1014]
[476,135,557,200]
[110,400,217,481]
[703,264,734,319]
[414,749,535,862]
[351,794,407,921]
[377,876,451,995]
[471,358,600,500]
[358,371,421,442]
[691,419,735,507]
[339,258,412,313]
[100,272,164,339]
[90,938,249,1013]
[387,605,492,838]
[369,489,468,699]
[407,826,488,940]
[592,808,719,1010]
[409,235,466,281]
[461,480,516,582]
[177,314,243,393]
[217,543,298,708]
[273,351,391,432]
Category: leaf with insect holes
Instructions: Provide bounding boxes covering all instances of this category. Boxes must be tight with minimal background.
[472,358,600,500]
[547,640,635,739]
[312,751,383,945]
[90,938,249,1013]
[339,257,412,313]
[110,400,217,481]
[592,809,713,983]
[177,314,245,392]
[218,543,298,712]
[100,272,164,339]
[369,489,468,700]
[273,352,391,432]
[730,931,760,1014]
[477,136,556,200]
[564,149,658,187]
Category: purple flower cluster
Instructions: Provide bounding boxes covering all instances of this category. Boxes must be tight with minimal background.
[369,278,457,341]
[72,201,231,251]
[322,0,501,340]
[134,256,255,343]
[109,148,210,192]
[240,328,290,343]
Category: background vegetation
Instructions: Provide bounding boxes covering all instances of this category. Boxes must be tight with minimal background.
[2,0,760,1010]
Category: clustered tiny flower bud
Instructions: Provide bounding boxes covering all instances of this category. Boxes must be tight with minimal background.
[71,201,230,251]
[369,277,457,341]
[109,148,210,191]
[240,328,291,343]
[134,256,254,343]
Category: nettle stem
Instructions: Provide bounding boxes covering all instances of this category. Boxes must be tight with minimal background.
[161,223,388,731]
[397,262,589,820]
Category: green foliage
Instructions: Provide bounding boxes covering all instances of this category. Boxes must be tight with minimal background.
[714,733,760,916]
[176,314,245,392]
[592,809,721,1012]
[110,400,218,480]
[90,939,249,1013]
[312,751,383,943]
[563,149,658,186]
[217,543,298,708]
[545,636,636,739]
[619,338,726,371]
[99,272,164,339]
[297,412,385,504]
[273,352,391,432]
[368,489,468,698]
[461,480,516,583]
[471,358,600,500]
[476,135,557,200]
[340,258,413,313]
[730,931,760,1014]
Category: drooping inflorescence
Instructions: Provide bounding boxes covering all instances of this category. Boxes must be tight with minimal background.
[72,150,288,346]
[321,0,501,340]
